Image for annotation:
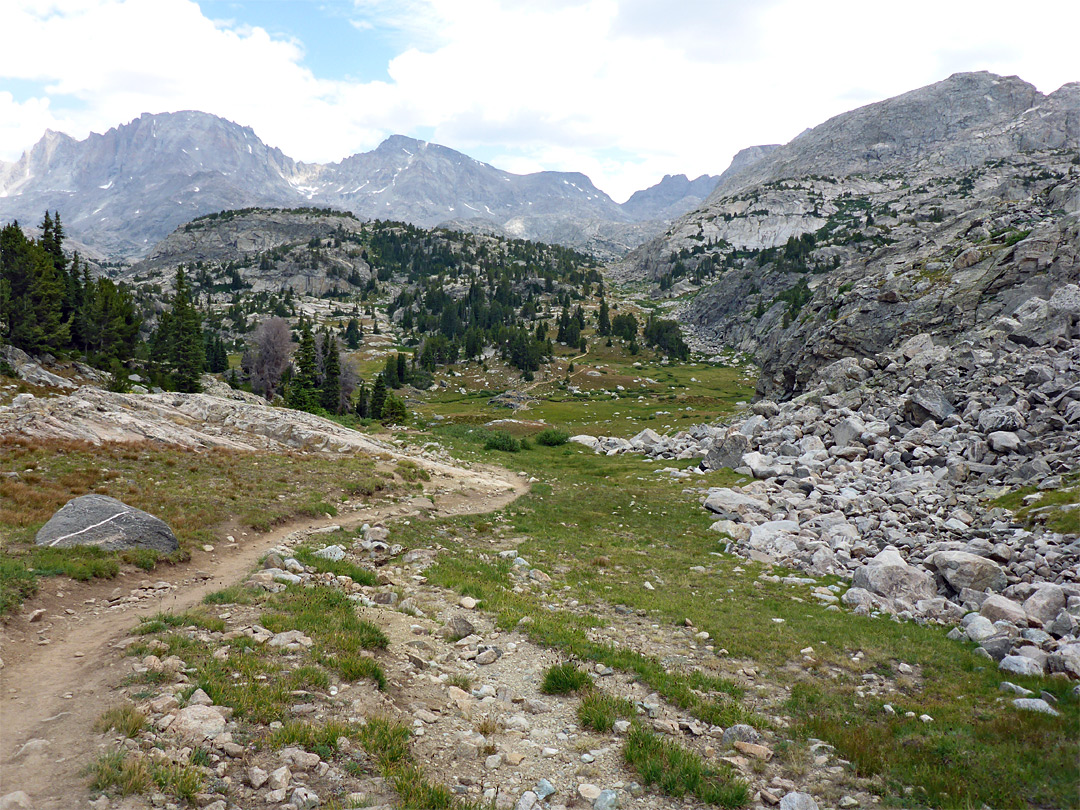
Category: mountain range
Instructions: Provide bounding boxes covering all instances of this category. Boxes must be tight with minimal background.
[0,113,717,261]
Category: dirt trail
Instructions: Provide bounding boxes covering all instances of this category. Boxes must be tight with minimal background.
[0,460,525,807]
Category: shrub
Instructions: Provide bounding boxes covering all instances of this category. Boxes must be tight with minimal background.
[535,428,570,447]
[484,432,523,453]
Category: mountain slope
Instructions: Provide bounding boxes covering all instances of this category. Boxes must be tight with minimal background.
[615,72,1079,399]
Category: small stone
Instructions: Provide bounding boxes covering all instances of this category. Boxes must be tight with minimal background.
[475,649,498,665]
[281,746,321,772]
[187,688,212,706]
[541,747,558,758]
[593,789,619,810]
[459,596,478,609]
[267,765,291,790]
[290,785,320,810]
[779,793,819,810]
[27,609,46,623]
[999,656,1044,678]
[534,779,556,800]
[577,784,602,802]
[999,681,1034,697]
[485,753,503,769]
[734,741,773,760]
[721,724,760,746]
[839,798,860,809]
[0,792,34,810]
[247,765,268,788]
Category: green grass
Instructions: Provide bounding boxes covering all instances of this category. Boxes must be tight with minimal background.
[399,429,1078,808]
[294,545,378,586]
[624,724,748,807]
[578,691,635,732]
[395,459,431,482]
[202,583,262,606]
[134,610,225,635]
[86,750,203,801]
[991,470,1079,534]
[541,662,591,694]
[261,586,389,652]
[86,750,151,796]
[484,431,526,452]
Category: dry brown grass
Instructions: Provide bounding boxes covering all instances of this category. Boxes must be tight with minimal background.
[0,436,408,613]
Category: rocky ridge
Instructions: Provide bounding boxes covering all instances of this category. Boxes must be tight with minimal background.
[571,326,1080,680]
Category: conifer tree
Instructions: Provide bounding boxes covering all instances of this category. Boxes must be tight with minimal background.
[170,268,205,393]
[286,323,319,411]
[597,297,610,336]
[383,353,399,388]
[370,374,387,419]
[354,379,370,419]
[0,221,70,353]
[344,317,361,349]
[320,331,341,413]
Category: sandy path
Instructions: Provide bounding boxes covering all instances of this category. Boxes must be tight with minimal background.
[0,461,525,807]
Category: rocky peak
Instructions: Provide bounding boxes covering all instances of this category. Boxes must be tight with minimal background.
[621,173,721,221]
[712,72,1071,197]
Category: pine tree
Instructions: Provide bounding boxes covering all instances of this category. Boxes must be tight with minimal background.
[383,353,399,388]
[286,324,319,411]
[354,379,369,419]
[320,331,341,413]
[170,268,205,393]
[370,374,387,419]
[381,393,407,424]
[344,317,361,349]
[597,297,610,336]
[0,222,70,354]
[396,352,407,386]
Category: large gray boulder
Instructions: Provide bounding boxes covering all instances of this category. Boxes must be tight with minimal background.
[702,431,751,470]
[903,383,955,425]
[34,494,179,553]
[925,551,1007,594]
[1022,585,1066,627]
[851,546,936,604]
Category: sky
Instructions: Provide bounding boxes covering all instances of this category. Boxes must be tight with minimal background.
[1,0,1077,202]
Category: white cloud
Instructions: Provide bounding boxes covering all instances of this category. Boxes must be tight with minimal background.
[1,0,1077,201]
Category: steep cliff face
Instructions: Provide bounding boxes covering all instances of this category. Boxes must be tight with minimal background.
[617,73,1079,399]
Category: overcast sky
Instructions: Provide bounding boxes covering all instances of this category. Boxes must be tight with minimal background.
[2,0,1077,202]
